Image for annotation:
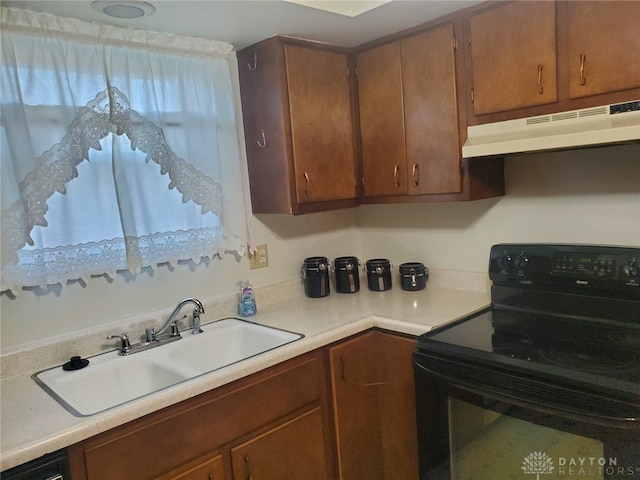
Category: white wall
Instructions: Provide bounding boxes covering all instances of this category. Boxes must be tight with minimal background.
[2,144,637,351]
[357,144,640,272]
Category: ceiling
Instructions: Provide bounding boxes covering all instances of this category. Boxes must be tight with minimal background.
[1,0,483,50]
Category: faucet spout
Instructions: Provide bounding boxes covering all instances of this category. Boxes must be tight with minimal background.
[154,298,205,338]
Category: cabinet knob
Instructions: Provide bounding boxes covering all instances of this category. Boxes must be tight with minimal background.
[579,54,587,86]
[303,172,310,195]
[256,129,266,148]
[244,455,253,480]
[247,51,258,72]
[537,64,544,94]
[411,163,419,187]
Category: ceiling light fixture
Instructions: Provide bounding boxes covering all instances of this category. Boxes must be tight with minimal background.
[91,1,156,19]
[283,0,392,18]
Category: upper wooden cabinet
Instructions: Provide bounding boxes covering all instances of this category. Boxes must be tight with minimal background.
[357,22,504,202]
[358,25,462,197]
[357,42,406,198]
[566,1,640,99]
[402,26,464,196]
[467,1,558,116]
[465,1,640,123]
[237,37,358,214]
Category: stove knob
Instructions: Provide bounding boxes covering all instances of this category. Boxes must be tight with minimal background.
[624,258,640,282]
[516,253,529,270]
[497,252,512,273]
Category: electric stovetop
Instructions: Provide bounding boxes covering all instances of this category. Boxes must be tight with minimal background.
[422,308,640,394]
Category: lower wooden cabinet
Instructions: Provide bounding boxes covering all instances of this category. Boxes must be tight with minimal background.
[155,453,225,480]
[329,331,418,480]
[67,331,419,480]
[68,352,332,480]
[230,408,328,480]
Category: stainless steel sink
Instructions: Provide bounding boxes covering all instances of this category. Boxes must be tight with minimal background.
[34,318,303,416]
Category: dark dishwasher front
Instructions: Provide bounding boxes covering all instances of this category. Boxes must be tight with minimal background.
[1,449,70,480]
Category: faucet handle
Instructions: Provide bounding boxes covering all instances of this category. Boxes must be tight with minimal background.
[145,327,156,342]
[191,309,203,335]
[107,333,131,355]
[169,321,180,337]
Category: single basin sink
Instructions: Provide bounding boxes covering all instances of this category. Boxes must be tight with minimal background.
[34,318,303,416]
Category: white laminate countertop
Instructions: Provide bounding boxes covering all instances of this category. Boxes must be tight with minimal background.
[0,272,490,471]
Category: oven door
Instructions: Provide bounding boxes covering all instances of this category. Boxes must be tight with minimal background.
[414,361,640,480]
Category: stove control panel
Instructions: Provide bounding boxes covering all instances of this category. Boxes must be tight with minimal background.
[552,252,617,279]
[489,244,640,291]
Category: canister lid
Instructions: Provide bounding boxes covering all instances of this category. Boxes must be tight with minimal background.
[334,256,359,270]
[366,258,390,267]
[399,262,427,275]
[366,258,391,274]
[303,256,329,271]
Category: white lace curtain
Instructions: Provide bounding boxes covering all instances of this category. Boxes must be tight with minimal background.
[1,7,252,293]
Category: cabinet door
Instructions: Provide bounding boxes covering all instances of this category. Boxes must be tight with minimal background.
[402,23,461,195]
[330,331,418,480]
[285,45,357,204]
[357,42,407,197]
[230,408,328,480]
[238,42,293,214]
[469,1,557,115]
[155,454,224,480]
[567,1,640,99]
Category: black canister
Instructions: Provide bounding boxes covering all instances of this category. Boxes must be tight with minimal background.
[399,262,429,291]
[366,258,392,291]
[334,256,360,293]
[302,256,330,298]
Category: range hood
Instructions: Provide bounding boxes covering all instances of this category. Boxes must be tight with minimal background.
[462,101,640,158]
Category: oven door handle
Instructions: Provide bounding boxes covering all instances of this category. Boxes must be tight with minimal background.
[414,361,640,430]
[464,383,639,430]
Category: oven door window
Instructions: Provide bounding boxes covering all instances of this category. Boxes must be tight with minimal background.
[449,397,606,480]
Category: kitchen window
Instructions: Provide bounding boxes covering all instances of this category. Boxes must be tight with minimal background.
[0,7,252,294]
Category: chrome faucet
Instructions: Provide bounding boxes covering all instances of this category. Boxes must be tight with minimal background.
[149,298,205,341]
[108,298,205,356]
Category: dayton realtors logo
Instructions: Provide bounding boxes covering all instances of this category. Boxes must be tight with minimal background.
[522,452,640,477]
[522,452,555,479]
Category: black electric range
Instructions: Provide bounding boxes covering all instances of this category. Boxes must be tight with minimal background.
[416,244,640,421]
[414,244,640,480]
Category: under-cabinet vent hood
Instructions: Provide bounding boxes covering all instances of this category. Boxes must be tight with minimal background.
[462,101,640,158]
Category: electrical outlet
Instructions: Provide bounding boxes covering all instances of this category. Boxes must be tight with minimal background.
[250,244,269,270]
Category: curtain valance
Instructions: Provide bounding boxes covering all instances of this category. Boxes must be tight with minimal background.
[1,7,252,293]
